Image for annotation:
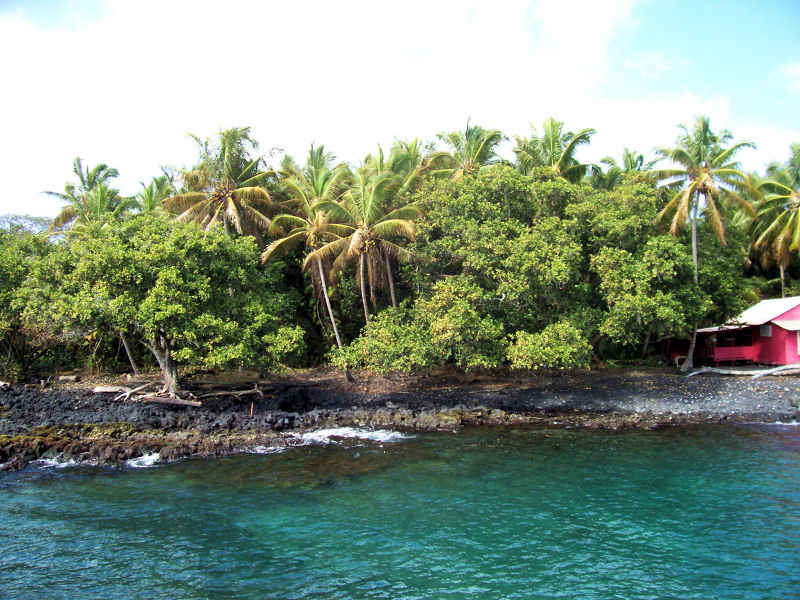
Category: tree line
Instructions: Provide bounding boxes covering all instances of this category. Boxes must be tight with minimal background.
[1,116,799,390]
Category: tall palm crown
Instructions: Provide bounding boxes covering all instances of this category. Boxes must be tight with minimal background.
[513,117,595,182]
[165,127,274,238]
[433,121,505,179]
[590,148,656,190]
[387,138,436,195]
[304,168,420,321]
[262,144,351,347]
[46,157,131,231]
[752,144,800,293]
[135,171,175,214]
[655,116,755,260]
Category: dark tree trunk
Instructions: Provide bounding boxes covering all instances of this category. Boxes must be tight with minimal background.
[641,327,651,359]
[384,247,397,308]
[317,257,342,348]
[148,333,178,395]
[681,325,698,373]
[120,331,140,377]
[359,253,370,322]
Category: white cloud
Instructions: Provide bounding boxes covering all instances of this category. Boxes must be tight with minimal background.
[778,61,800,95]
[0,0,796,218]
[623,52,673,80]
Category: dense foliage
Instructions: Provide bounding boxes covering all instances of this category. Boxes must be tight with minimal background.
[1,117,797,384]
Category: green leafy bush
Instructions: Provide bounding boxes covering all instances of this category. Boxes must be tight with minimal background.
[508,322,591,370]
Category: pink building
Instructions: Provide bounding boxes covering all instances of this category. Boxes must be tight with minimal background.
[698,296,800,366]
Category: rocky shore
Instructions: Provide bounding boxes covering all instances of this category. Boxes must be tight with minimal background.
[2,368,799,472]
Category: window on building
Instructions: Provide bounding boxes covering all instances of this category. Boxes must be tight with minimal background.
[760,324,772,337]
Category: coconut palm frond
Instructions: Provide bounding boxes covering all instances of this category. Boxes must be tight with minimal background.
[260,230,307,263]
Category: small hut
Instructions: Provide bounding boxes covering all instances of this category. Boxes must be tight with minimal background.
[698,296,800,366]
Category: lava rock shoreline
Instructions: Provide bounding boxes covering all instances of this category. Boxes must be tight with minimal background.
[1,369,799,472]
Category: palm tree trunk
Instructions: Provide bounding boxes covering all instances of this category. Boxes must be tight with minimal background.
[682,194,700,373]
[223,219,235,297]
[384,247,397,308]
[359,253,370,322]
[317,257,342,348]
[780,263,786,298]
[119,331,140,377]
[692,194,699,284]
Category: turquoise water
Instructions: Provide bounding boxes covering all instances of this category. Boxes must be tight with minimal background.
[1,425,799,599]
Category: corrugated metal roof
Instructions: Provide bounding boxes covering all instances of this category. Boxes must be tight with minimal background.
[731,296,800,326]
[772,319,800,331]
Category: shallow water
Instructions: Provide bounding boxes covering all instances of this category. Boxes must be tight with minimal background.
[1,424,799,599]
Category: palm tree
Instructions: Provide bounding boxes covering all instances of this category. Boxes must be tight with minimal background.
[589,148,656,190]
[388,138,436,196]
[46,157,127,231]
[432,121,505,179]
[752,144,800,297]
[135,172,175,214]
[261,145,351,348]
[164,127,275,240]
[655,115,755,370]
[305,169,420,322]
[513,117,595,182]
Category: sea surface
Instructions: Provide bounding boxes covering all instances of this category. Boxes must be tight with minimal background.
[1,424,799,599]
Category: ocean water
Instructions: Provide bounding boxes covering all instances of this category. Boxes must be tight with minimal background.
[1,424,799,599]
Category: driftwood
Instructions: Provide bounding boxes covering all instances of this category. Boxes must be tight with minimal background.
[59,375,81,383]
[93,385,128,394]
[138,394,202,407]
[93,381,200,406]
[687,363,800,379]
[197,385,264,399]
[114,381,157,401]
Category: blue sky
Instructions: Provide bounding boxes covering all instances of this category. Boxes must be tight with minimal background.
[0,0,798,217]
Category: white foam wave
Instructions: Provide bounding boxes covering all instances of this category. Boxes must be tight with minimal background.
[289,427,412,445]
[249,445,286,455]
[126,452,160,468]
[31,457,79,469]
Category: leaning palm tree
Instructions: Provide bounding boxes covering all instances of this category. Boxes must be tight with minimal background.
[432,121,505,179]
[305,169,420,322]
[261,145,351,348]
[513,117,595,182]
[752,144,800,297]
[164,127,275,240]
[654,115,755,370]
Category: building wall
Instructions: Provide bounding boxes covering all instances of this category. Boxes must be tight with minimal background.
[712,324,800,365]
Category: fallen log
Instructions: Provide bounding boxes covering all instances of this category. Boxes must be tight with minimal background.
[687,364,800,379]
[138,394,202,407]
[93,385,129,394]
[752,363,800,380]
[59,375,81,383]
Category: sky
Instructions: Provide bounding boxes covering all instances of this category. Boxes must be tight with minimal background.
[0,0,798,217]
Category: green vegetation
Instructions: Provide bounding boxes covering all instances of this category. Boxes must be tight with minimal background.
[1,118,798,384]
